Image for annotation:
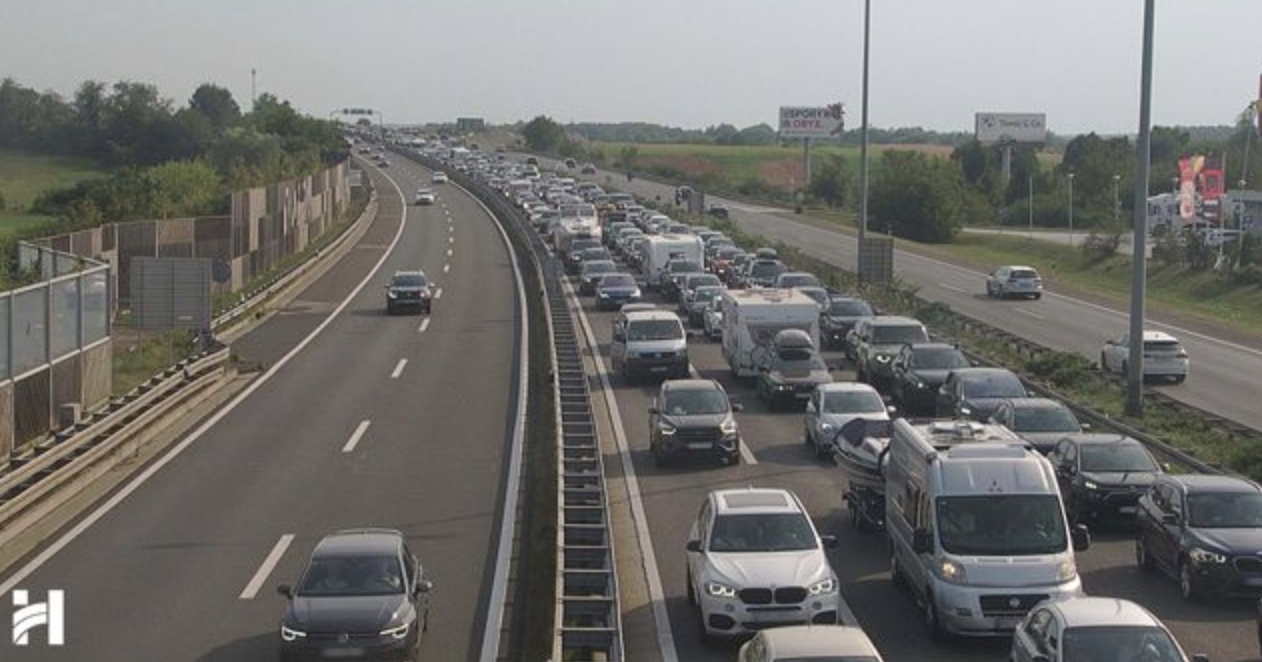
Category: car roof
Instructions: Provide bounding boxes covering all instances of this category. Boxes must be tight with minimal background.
[392,269,427,278]
[581,260,616,269]
[1004,397,1068,410]
[1141,330,1180,343]
[1046,597,1161,629]
[624,310,681,322]
[662,379,722,393]
[868,315,922,327]
[1168,474,1260,493]
[817,382,880,395]
[1001,265,1039,272]
[953,367,1018,380]
[910,342,959,352]
[712,488,803,516]
[1060,432,1140,446]
[313,529,403,557]
[761,625,882,658]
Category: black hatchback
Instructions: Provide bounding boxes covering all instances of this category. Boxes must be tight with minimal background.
[278,529,432,661]
[1136,474,1262,602]
[1048,434,1162,526]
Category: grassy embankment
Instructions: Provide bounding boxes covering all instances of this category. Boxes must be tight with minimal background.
[0,148,105,239]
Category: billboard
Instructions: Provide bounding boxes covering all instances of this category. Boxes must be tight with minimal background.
[974,112,1047,145]
[779,104,845,139]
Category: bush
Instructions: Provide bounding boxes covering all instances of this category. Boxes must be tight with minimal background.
[1079,231,1121,263]
[1026,351,1095,390]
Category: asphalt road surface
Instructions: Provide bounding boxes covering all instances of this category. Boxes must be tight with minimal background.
[539,156,1262,433]
[0,159,523,661]
[565,256,1258,662]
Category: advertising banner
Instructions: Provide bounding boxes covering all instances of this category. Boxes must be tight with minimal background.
[974,113,1047,144]
[778,105,845,139]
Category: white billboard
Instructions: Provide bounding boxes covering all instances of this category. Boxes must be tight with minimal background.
[974,112,1047,145]
[779,105,845,139]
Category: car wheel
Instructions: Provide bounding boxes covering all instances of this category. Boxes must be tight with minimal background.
[1172,374,1186,384]
[1099,352,1109,372]
[1033,293,1042,300]
[1136,536,1156,572]
[923,589,946,640]
[890,553,906,590]
[1179,560,1202,602]
[686,568,697,606]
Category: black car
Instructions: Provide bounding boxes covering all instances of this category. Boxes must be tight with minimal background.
[278,529,432,661]
[755,329,834,410]
[594,273,641,310]
[935,367,1029,421]
[988,397,1083,454]
[821,297,874,350]
[578,259,618,295]
[564,238,603,274]
[1136,474,1262,601]
[1048,434,1163,526]
[744,258,787,288]
[890,342,969,414]
[649,379,742,466]
[385,270,432,315]
[661,260,704,301]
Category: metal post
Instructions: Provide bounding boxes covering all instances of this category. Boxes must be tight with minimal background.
[803,138,812,186]
[1028,175,1034,240]
[857,0,872,276]
[1126,0,1156,417]
[1067,173,1075,247]
[1113,174,1121,226]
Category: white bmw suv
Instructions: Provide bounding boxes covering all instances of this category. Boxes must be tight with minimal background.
[685,488,841,639]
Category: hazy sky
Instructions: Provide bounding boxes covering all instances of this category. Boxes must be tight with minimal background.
[2,1,1259,134]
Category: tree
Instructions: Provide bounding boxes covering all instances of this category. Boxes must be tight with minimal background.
[189,83,241,132]
[869,151,965,243]
[522,115,566,152]
[808,154,854,208]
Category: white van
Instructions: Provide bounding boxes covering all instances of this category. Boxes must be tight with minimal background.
[720,289,821,378]
[610,310,689,379]
[884,419,1090,638]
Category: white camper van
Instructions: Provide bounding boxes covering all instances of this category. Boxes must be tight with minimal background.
[641,234,705,288]
[884,419,1090,638]
[553,203,602,253]
[720,289,821,378]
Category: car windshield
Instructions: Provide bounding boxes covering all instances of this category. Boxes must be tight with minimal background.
[1187,491,1262,528]
[663,389,729,416]
[936,495,1067,555]
[708,513,818,553]
[822,390,885,414]
[961,373,1026,399]
[1079,443,1157,473]
[914,347,969,370]
[1010,269,1039,279]
[772,348,827,371]
[1062,626,1184,662]
[750,262,786,278]
[694,287,722,303]
[626,319,682,341]
[392,274,427,287]
[1012,406,1080,433]
[828,299,874,317]
[871,324,927,345]
[298,555,404,597]
[600,274,636,288]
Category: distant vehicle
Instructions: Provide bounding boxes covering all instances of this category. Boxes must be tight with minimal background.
[1100,330,1189,384]
[707,204,730,219]
[684,285,724,328]
[988,398,1083,454]
[563,157,577,169]
[1136,473,1262,602]
[661,260,704,302]
[985,265,1043,299]
[385,270,432,315]
[744,257,788,288]
[1011,597,1206,662]
[431,171,448,184]
[721,288,822,378]
[679,273,723,317]
[755,329,833,410]
[648,379,742,466]
[594,273,641,310]
[1048,433,1162,526]
[414,188,436,205]
[890,342,970,414]
[685,488,841,639]
[803,382,890,460]
[581,163,598,175]
[525,156,539,166]
[737,625,885,662]
[935,367,1029,421]
[277,529,432,662]
[851,316,929,388]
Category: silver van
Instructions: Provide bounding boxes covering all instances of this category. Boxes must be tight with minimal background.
[611,310,689,380]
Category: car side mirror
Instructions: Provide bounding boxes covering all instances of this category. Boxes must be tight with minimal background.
[731,403,745,412]
[1190,654,1210,662]
[415,579,434,595]
[1071,524,1091,551]
[1161,512,1180,526]
[959,406,971,418]
[277,584,293,599]
[819,535,839,549]
[887,405,897,415]
[912,529,933,554]
[648,406,660,415]
[1033,655,1051,662]
[1080,422,1091,431]
[685,540,703,553]
[1159,462,1171,472]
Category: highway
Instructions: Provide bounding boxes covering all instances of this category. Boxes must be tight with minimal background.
[0,159,524,660]
[541,157,1262,433]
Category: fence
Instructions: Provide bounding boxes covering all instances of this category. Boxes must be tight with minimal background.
[36,161,352,308]
[1,244,112,457]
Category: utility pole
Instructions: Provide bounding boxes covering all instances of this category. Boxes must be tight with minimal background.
[1126,0,1156,417]
[1067,172,1076,247]
[856,0,872,279]
[1028,175,1034,240]
[251,68,257,112]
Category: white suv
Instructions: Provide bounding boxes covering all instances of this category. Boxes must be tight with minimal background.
[685,488,841,639]
[1100,330,1189,384]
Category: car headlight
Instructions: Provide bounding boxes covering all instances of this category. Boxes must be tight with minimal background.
[807,578,837,595]
[706,581,737,598]
[820,422,835,433]
[1083,480,1100,491]
[914,380,926,389]
[1189,547,1227,565]
[875,355,892,363]
[280,625,307,642]
[379,621,411,640]
[598,291,609,298]
[658,422,676,435]
[387,291,398,299]
[937,560,967,585]
[631,289,641,298]
[720,417,738,435]
[1056,560,1078,581]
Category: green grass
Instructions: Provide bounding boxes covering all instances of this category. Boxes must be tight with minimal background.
[0,148,106,239]
[111,331,195,396]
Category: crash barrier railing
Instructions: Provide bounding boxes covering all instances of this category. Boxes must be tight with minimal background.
[400,149,624,661]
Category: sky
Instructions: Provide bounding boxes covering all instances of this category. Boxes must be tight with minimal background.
[2,0,1259,135]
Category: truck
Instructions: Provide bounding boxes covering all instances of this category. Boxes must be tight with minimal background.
[720,288,820,378]
[884,418,1091,638]
[640,234,705,289]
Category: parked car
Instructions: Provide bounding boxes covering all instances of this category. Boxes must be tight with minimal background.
[934,367,1029,421]
[890,343,969,415]
[649,379,742,466]
[1049,433,1163,526]
[803,382,890,460]
[737,625,885,662]
[385,270,432,315]
[414,188,436,205]
[988,398,1084,454]
[985,265,1043,299]
[755,329,833,410]
[594,273,641,310]
[1011,597,1206,662]
[822,296,874,350]
[1100,330,1189,384]
[578,259,618,295]
[1136,473,1262,601]
[277,529,432,662]
[851,316,930,389]
[685,488,840,639]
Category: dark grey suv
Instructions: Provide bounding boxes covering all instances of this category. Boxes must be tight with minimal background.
[649,379,742,466]
[385,270,432,315]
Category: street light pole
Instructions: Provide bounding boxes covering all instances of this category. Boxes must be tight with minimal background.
[856,0,872,279]
[1028,175,1034,240]
[1126,0,1157,417]
[1067,172,1076,247]
[1113,174,1122,226]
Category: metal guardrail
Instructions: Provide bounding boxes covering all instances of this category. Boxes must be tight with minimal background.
[401,150,624,661]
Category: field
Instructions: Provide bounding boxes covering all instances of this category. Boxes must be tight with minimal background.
[0,148,105,238]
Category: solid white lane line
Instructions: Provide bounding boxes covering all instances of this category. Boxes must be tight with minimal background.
[0,160,412,599]
[239,534,295,600]
[418,317,431,333]
[390,359,408,379]
[443,264,451,273]
[434,287,443,299]
[939,283,968,294]
[342,420,371,453]
[1015,308,1046,320]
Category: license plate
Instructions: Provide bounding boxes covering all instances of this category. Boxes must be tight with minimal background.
[1244,577,1262,587]
[649,366,669,373]
[687,442,712,450]
[995,618,1020,630]
[795,392,812,399]
[323,648,365,658]
[1118,506,1137,515]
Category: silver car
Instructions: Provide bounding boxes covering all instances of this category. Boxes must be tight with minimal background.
[1011,596,1206,662]
[986,265,1043,299]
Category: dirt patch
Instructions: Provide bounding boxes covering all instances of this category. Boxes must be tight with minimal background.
[641,155,719,179]
[758,159,805,191]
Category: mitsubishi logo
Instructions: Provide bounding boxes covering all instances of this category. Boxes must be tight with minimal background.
[1008,597,1021,609]
[337,633,349,644]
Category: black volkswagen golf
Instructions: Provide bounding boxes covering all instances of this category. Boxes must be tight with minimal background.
[278,529,432,661]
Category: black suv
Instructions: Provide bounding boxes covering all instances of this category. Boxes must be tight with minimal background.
[889,342,969,414]
[934,367,1028,421]
[1048,434,1162,526]
[278,529,432,661]
[755,329,833,410]
[851,316,929,390]
[820,296,874,350]
[385,270,432,314]
[1136,474,1262,601]
[649,379,742,466]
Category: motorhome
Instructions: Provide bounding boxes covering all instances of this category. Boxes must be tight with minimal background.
[720,289,820,378]
[884,419,1090,638]
[552,202,602,254]
[641,234,705,288]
